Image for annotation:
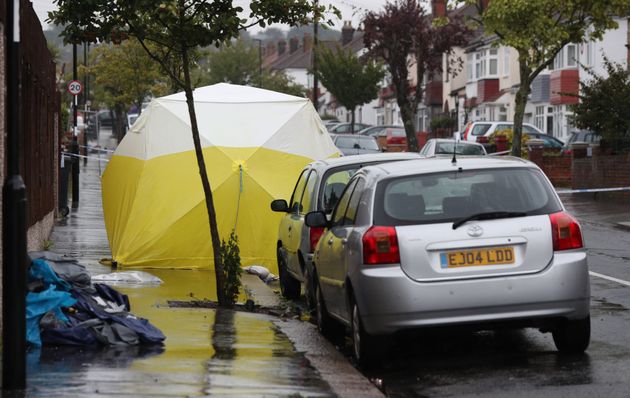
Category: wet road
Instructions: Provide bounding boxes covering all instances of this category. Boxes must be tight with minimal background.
[357,194,630,397]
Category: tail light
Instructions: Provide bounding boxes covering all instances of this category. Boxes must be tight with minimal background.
[549,211,583,251]
[309,227,325,252]
[476,136,489,143]
[362,226,400,264]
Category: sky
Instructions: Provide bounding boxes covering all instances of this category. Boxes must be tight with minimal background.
[31,0,389,32]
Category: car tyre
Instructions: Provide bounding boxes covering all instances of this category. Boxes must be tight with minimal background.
[552,315,590,354]
[304,266,316,312]
[277,248,300,300]
[315,279,340,338]
[351,298,385,368]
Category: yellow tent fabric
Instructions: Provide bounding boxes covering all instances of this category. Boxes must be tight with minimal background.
[102,83,339,272]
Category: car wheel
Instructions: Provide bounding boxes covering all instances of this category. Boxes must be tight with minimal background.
[315,280,340,338]
[552,315,590,354]
[277,248,300,300]
[351,298,384,367]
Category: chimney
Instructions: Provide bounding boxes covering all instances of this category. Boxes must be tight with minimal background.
[289,37,299,54]
[278,39,287,56]
[303,33,313,53]
[341,21,355,45]
[431,0,447,17]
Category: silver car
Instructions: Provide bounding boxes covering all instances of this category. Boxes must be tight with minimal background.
[270,153,421,307]
[306,156,590,365]
[420,138,487,157]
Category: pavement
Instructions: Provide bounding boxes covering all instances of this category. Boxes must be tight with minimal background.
[25,129,383,397]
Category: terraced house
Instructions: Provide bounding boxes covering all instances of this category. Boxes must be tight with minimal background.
[440,1,630,142]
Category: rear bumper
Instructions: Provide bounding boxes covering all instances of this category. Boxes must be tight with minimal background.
[353,251,590,335]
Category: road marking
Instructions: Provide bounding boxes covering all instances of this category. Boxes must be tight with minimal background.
[589,271,630,287]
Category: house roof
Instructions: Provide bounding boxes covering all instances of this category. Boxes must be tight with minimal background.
[269,31,366,71]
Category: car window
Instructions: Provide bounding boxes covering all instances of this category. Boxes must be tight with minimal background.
[523,125,538,134]
[300,170,318,214]
[321,168,357,213]
[335,136,379,150]
[374,168,562,226]
[436,142,485,155]
[332,179,358,226]
[342,178,366,225]
[289,170,309,214]
[539,135,563,148]
[391,128,406,137]
[471,124,492,136]
[419,142,430,156]
[495,124,512,133]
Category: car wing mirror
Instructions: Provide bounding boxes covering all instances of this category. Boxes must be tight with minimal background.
[270,199,289,212]
[305,211,329,228]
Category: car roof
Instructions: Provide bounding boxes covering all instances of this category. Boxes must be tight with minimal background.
[362,156,533,178]
[310,152,421,168]
[334,133,375,139]
[428,138,483,146]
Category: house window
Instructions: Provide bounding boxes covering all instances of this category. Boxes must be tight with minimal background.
[503,48,510,76]
[567,44,577,67]
[534,105,545,131]
[466,53,473,80]
[498,106,508,121]
[553,48,564,70]
[471,49,499,80]
[552,105,564,138]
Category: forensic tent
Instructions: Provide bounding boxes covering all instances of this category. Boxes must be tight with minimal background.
[102,83,339,271]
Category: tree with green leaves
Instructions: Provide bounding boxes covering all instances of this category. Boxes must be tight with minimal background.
[363,0,470,151]
[312,44,385,133]
[89,41,168,141]
[203,39,306,96]
[571,58,630,142]
[460,0,630,156]
[49,0,336,306]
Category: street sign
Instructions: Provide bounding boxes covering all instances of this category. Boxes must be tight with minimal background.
[67,80,83,96]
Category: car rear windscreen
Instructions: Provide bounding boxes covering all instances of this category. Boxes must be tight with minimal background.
[436,142,485,155]
[471,124,491,136]
[336,136,379,150]
[374,168,562,226]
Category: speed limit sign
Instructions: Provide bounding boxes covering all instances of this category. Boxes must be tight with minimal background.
[67,80,83,96]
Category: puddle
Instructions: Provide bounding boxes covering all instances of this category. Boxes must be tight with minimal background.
[27,270,334,397]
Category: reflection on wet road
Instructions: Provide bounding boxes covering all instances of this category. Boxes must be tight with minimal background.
[27,277,333,397]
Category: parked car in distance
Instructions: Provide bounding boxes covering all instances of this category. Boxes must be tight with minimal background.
[269,152,422,308]
[462,121,564,151]
[329,122,372,134]
[333,134,382,156]
[97,109,113,127]
[306,156,590,366]
[420,138,487,157]
[358,125,403,137]
[562,129,601,154]
[376,127,407,152]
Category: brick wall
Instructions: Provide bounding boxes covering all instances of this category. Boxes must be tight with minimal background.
[572,154,630,190]
[550,69,579,105]
[528,147,572,187]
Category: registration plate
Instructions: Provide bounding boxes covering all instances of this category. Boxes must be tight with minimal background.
[440,247,515,268]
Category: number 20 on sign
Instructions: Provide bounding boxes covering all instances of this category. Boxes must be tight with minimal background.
[67,80,83,96]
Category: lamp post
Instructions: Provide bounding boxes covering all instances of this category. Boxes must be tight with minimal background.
[3,0,27,389]
[71,42,80,207]
[312,0,319,112]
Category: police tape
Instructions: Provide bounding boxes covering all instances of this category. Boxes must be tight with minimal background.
[556,187,630,194]
[62,152,109,163]
[79,145,115,153]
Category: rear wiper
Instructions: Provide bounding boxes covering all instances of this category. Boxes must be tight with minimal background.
[452,211,527,230]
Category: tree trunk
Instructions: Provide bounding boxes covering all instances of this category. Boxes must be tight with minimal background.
[181,46,227,306]
[350,108,355,134]
[512,60,532,157]
[399,103,418,152]
[114,103,125,143]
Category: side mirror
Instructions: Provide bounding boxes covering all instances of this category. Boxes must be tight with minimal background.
[305,211,329,228]
[270,199,289,212]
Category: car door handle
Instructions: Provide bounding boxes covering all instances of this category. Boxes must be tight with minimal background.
[341,238,348,245]
[327,238,333,245]
[288,226,292,231]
